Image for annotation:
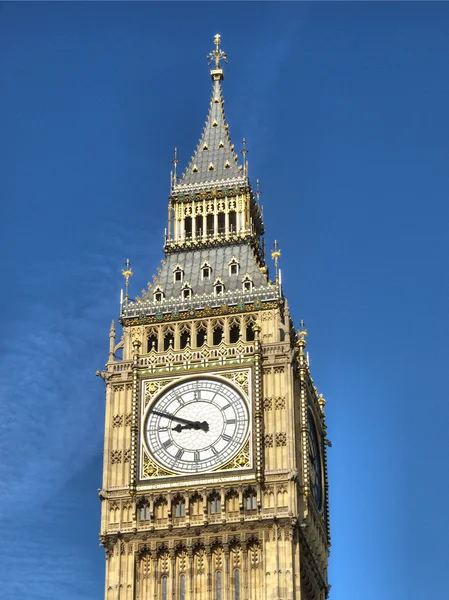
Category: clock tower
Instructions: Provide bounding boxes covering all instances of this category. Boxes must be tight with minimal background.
[97,35,331,600]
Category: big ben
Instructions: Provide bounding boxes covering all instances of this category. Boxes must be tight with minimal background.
[97,35,331,600]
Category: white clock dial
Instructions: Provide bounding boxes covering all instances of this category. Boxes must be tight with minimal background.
[145,378,249,473]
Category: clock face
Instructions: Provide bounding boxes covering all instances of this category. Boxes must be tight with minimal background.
[144,378,249,474]
[308,409,323,511]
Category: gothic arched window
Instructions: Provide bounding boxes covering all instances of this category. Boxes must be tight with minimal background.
[234,569,240,600]
[179,574,185,600]
[226,490,239,513]
[173,497,186,518]
[216,571,222,600]
[190,493,203,516]
[244,489,257,511]
[196,324,207,348]
[229,322,240,344]
[164,330,174,351]
[162,576,168,600]
[180,327,190,349]
[209,492,221,514]
[139,502,151,522]
[147,333,158,352]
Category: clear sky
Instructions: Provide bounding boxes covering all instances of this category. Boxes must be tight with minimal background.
[1,2,448,599]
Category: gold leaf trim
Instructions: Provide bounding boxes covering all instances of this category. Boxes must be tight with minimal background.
[142,449,173,479]
[217,439,250,471]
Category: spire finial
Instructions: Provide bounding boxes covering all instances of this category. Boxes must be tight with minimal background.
[255,179,262,204]
[297,323,308,352]
[271,240,281,292]
[207,34,227,80]
[241,138,248,176]
[171,147,179,186]
[122,259,133,306]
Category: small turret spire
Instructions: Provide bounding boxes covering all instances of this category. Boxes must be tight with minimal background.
[171,147,179,187]
[241,138,248,177]
[255,179,262,204]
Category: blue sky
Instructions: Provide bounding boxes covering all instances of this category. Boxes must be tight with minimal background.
[1,2,448,599]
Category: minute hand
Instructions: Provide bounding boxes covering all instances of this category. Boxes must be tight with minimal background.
[151,409,207,430]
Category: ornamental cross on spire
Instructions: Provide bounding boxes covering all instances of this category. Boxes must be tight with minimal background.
[207,34,228,70]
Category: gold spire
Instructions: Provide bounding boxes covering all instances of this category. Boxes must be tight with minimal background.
[171,147,179,186]
[271,240,281,287]
[122,258,133,305]
[207,34,228,80]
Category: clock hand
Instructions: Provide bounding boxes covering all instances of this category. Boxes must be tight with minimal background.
[172,422,209,433]
[152,409,209,431]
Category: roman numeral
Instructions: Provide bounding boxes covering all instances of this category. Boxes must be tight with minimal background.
[222,434,232,442]
[222,403,230,410]
[176,449,184,460]
[211,447,218,455]
[162,440,173,449]
[226,419,236,424]
[194,451,200,462]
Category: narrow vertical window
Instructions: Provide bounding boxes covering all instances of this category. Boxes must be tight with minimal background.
[207,214,214,235]
[229,210,237,232]
[179,574,185,600]
[218,212,225,234]
[234,569,240,600]
[162,576,168,600]
[195,215,203,236]
[216,571,222,600]
[184,217,192,238]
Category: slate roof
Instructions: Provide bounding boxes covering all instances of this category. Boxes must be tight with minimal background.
[142,245,271,302]
[178,78,243,187]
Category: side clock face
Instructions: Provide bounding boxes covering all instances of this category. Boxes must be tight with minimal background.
[308,409,323,511]
[145,378,249,474]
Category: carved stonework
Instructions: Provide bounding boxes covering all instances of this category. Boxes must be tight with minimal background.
[220,369,249,396]
[112,414,123,428]
[274,396,286,409]
[144,379,172,408]
[275,433,287,447]
[263,434,273,447]
[263,397,272,411]
[141,448,173,479]
[111,450,122,464]
[218,438,250,471]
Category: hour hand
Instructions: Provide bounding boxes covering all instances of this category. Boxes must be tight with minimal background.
[172,422,209,433]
